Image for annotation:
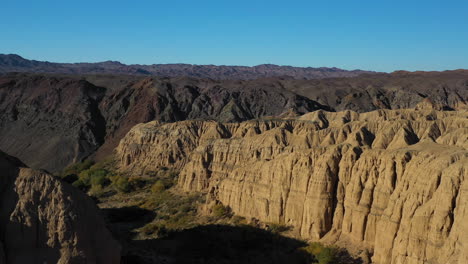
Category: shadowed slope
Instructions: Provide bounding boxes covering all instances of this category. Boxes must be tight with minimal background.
[0,151,121,264]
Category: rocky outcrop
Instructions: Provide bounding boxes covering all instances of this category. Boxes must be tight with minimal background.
[116,109,468,264]
[0,74,107,172]
[284,70,468,112]
[0,151,120,264]
[1,70,467,173]
[96,76,328,160]
[0,73,327,171]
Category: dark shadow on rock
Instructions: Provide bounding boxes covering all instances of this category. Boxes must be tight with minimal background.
[101,206,363,264]
[123,224,311,264]
[0,154,62,264]
[101,206,156,241]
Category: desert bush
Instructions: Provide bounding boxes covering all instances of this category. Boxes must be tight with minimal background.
[158,170,179,187]
[89,156,116,170]
[315,247,336,264]
[89,184,105,197]
[65,156,119,192]
[141,222,169,237]
[89,169,109,186]
[301,242,337,264]
[212,203,231,218]
[151,180,167,193]
[231,215,247,225]
[265,222,291,233]
[61,160,94,177]
[111,175,131,193]
[139,192,203,233]
[128,176,146,189]
[73,167,110,191]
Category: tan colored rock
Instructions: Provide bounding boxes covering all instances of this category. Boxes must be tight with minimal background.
[415,98,445,111]
[116,109,468,264]
[0,151,121,264]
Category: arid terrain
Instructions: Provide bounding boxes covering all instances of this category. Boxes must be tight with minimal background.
[116,108,468,264]
[0,57,467,264]
[0,69,466,172]
[0,54,374,80]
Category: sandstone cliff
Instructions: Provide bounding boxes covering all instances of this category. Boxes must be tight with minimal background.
[0,151,120,264]
[1,71,467,173]
[116,109,468,264]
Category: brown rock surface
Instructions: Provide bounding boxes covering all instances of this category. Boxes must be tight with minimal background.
[0,151,120,264]
[0,73,327,172]
[284,70,468,112]
[0,74,107,172]
[116,109,468,264]
[1,70,467,173]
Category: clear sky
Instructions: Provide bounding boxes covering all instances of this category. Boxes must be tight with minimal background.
[1,0,467,72]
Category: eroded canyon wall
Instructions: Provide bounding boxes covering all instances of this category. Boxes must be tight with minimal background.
[0,151,121,264]
[116,109,468,264]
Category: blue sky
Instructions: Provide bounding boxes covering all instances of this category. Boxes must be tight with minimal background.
[1,0,467,72]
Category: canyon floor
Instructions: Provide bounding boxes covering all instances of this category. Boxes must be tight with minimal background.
[63,157,362,264]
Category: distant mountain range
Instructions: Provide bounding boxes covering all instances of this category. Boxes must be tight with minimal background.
[0,54,375,79]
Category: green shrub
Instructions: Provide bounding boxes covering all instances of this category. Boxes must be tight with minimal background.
[140,191,173,210]
[266,223,291,233]
[65,157,119,194]
[141,223,169,237]
[89,169,109,187]
[111,175,131,193]
[89,184,105,197]
[151,180,166,193]
[77,170,92,186]
[316,247,336,264]
[73,167,110,190]
[301,242,337,264]
[231,215,247,225]
[212,203,231,218]
[61,160,94,177]
[128,176,147,189]
[156,169,179,188]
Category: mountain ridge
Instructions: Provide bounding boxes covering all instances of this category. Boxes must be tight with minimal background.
[0,54,376,80]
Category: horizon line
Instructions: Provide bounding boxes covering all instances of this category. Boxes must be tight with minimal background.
[3,53,468,74]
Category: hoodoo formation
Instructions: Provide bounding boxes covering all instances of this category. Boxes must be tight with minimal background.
[117,109,468,264]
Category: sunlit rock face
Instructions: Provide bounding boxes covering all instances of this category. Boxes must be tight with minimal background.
[117,109,468,264]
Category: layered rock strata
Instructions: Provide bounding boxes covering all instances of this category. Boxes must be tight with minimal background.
[0,151,120,264]
[117,109,468,264]
[1,70,467,172]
